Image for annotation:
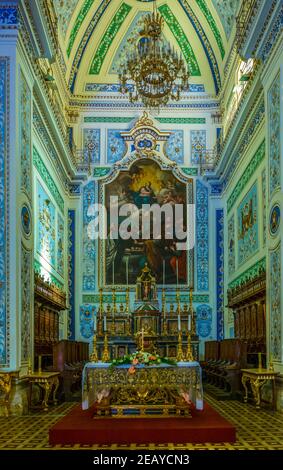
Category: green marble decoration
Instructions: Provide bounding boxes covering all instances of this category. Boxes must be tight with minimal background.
[228,257,266,290]
[33,147,64,213]
[67,0,95,57]
[227,140,265,214]
[89,3,132,75]
[195,0,225,59]
[158,4,201,76]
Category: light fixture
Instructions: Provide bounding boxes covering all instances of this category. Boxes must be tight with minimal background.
[119,0,189,109]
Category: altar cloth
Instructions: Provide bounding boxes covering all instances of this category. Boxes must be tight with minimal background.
[82,362,203,411]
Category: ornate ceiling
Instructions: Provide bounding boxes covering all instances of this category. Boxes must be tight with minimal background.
[53,0,240,95]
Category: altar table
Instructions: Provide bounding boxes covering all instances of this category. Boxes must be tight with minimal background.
[82,362,203,417]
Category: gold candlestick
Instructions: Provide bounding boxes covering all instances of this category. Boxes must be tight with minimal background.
[162,288,168,334]
[38,355,42,374]
[90,334,98,363]
[269,353,274,371]
[186,331,194,362]
[102,333,110,362]
[28,357,32,375]
[176,332,184,362]
[125,287,130,314]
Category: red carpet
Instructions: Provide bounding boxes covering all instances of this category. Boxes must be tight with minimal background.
[49,403,236,445]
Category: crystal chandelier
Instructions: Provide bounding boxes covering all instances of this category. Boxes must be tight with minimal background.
[119,1,189,109]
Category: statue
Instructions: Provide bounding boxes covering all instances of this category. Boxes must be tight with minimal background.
[136,263,157,301]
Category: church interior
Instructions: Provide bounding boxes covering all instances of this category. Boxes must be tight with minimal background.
[0,0,283,453]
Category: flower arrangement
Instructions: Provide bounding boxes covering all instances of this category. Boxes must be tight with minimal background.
[111,351,176,374]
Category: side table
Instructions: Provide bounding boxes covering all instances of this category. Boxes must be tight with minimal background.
[241,368,279,410]
[25,372,60,412]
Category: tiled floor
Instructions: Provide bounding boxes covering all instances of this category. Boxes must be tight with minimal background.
[0,395,282,450]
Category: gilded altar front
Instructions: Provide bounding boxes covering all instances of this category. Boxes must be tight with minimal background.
[82,362,203,418]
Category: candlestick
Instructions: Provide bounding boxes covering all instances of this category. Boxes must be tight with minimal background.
[176,332,184,361]
[188,314,191,331]
[90,334,98,362]
[112,260,115,286]
[186,331,194,362]
[163,260,165,288]
[102,333,110,362]
[178,313,181,332]
[38,355,42,374]
[126,257,129,286]
[104,315,107,333]
[28,357,32,375]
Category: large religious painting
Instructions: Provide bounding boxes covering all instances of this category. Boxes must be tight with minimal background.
[237,182,258,266]
[102,159,190,286]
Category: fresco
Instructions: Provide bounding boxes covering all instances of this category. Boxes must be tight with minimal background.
[37,182,56,268]
[237,182,258,266]
[103,160,188,286]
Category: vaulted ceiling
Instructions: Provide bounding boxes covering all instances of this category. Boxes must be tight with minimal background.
[53,0,240,96]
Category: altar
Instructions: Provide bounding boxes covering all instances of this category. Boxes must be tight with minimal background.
[82,361,203,418]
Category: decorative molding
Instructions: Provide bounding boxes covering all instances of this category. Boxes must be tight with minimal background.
[262,169,267,246]
[33,105,69,190]
[0,6,18,27]
[191,130,206,164]
[228,257,266,290]
[84,116,206,124]
[33,146,64,213]
[158,4,200,76]
[20,70,32,200]
[0,57,9,367]
[165,130,184,164]
[54,0,80,39]
[57,213,65,278]
[269,244,281,361]
[68,210,76,340]
[83,181,96,291]
[82,293,209,304]
[196,180,209,291]
[69,0,112,91]
[196,304,212,338]
[195,0,225,58]
[227,140,265,214]
[157,117,206,124]
[268,71,281,198]
[211,0,240,39]
[178,0,221,93]
[21,246,32,364]
[181,168,198,176]
[34,259,64,289]
[67,0,95,57]
[70,99,219,110]
[221,96,265,189]
[84,83,205,93]
[107,129,127,164]
[80,305,95,339]
[93,167,111,178]
[216,209,224,340]
[260,5,283,64]
[83,128,100,163]
[228,214,235,276]
[89,3,132,75]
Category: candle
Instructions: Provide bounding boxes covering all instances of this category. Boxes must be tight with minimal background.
[176,258,179,287]
[112,260,115,286]
[38,355,42,373]
[163,260,165,287]
[126,257,129,286]
[188,314,191,331]
[93,314,97,332]
[104,315,107,332]
[178,313,181,331]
